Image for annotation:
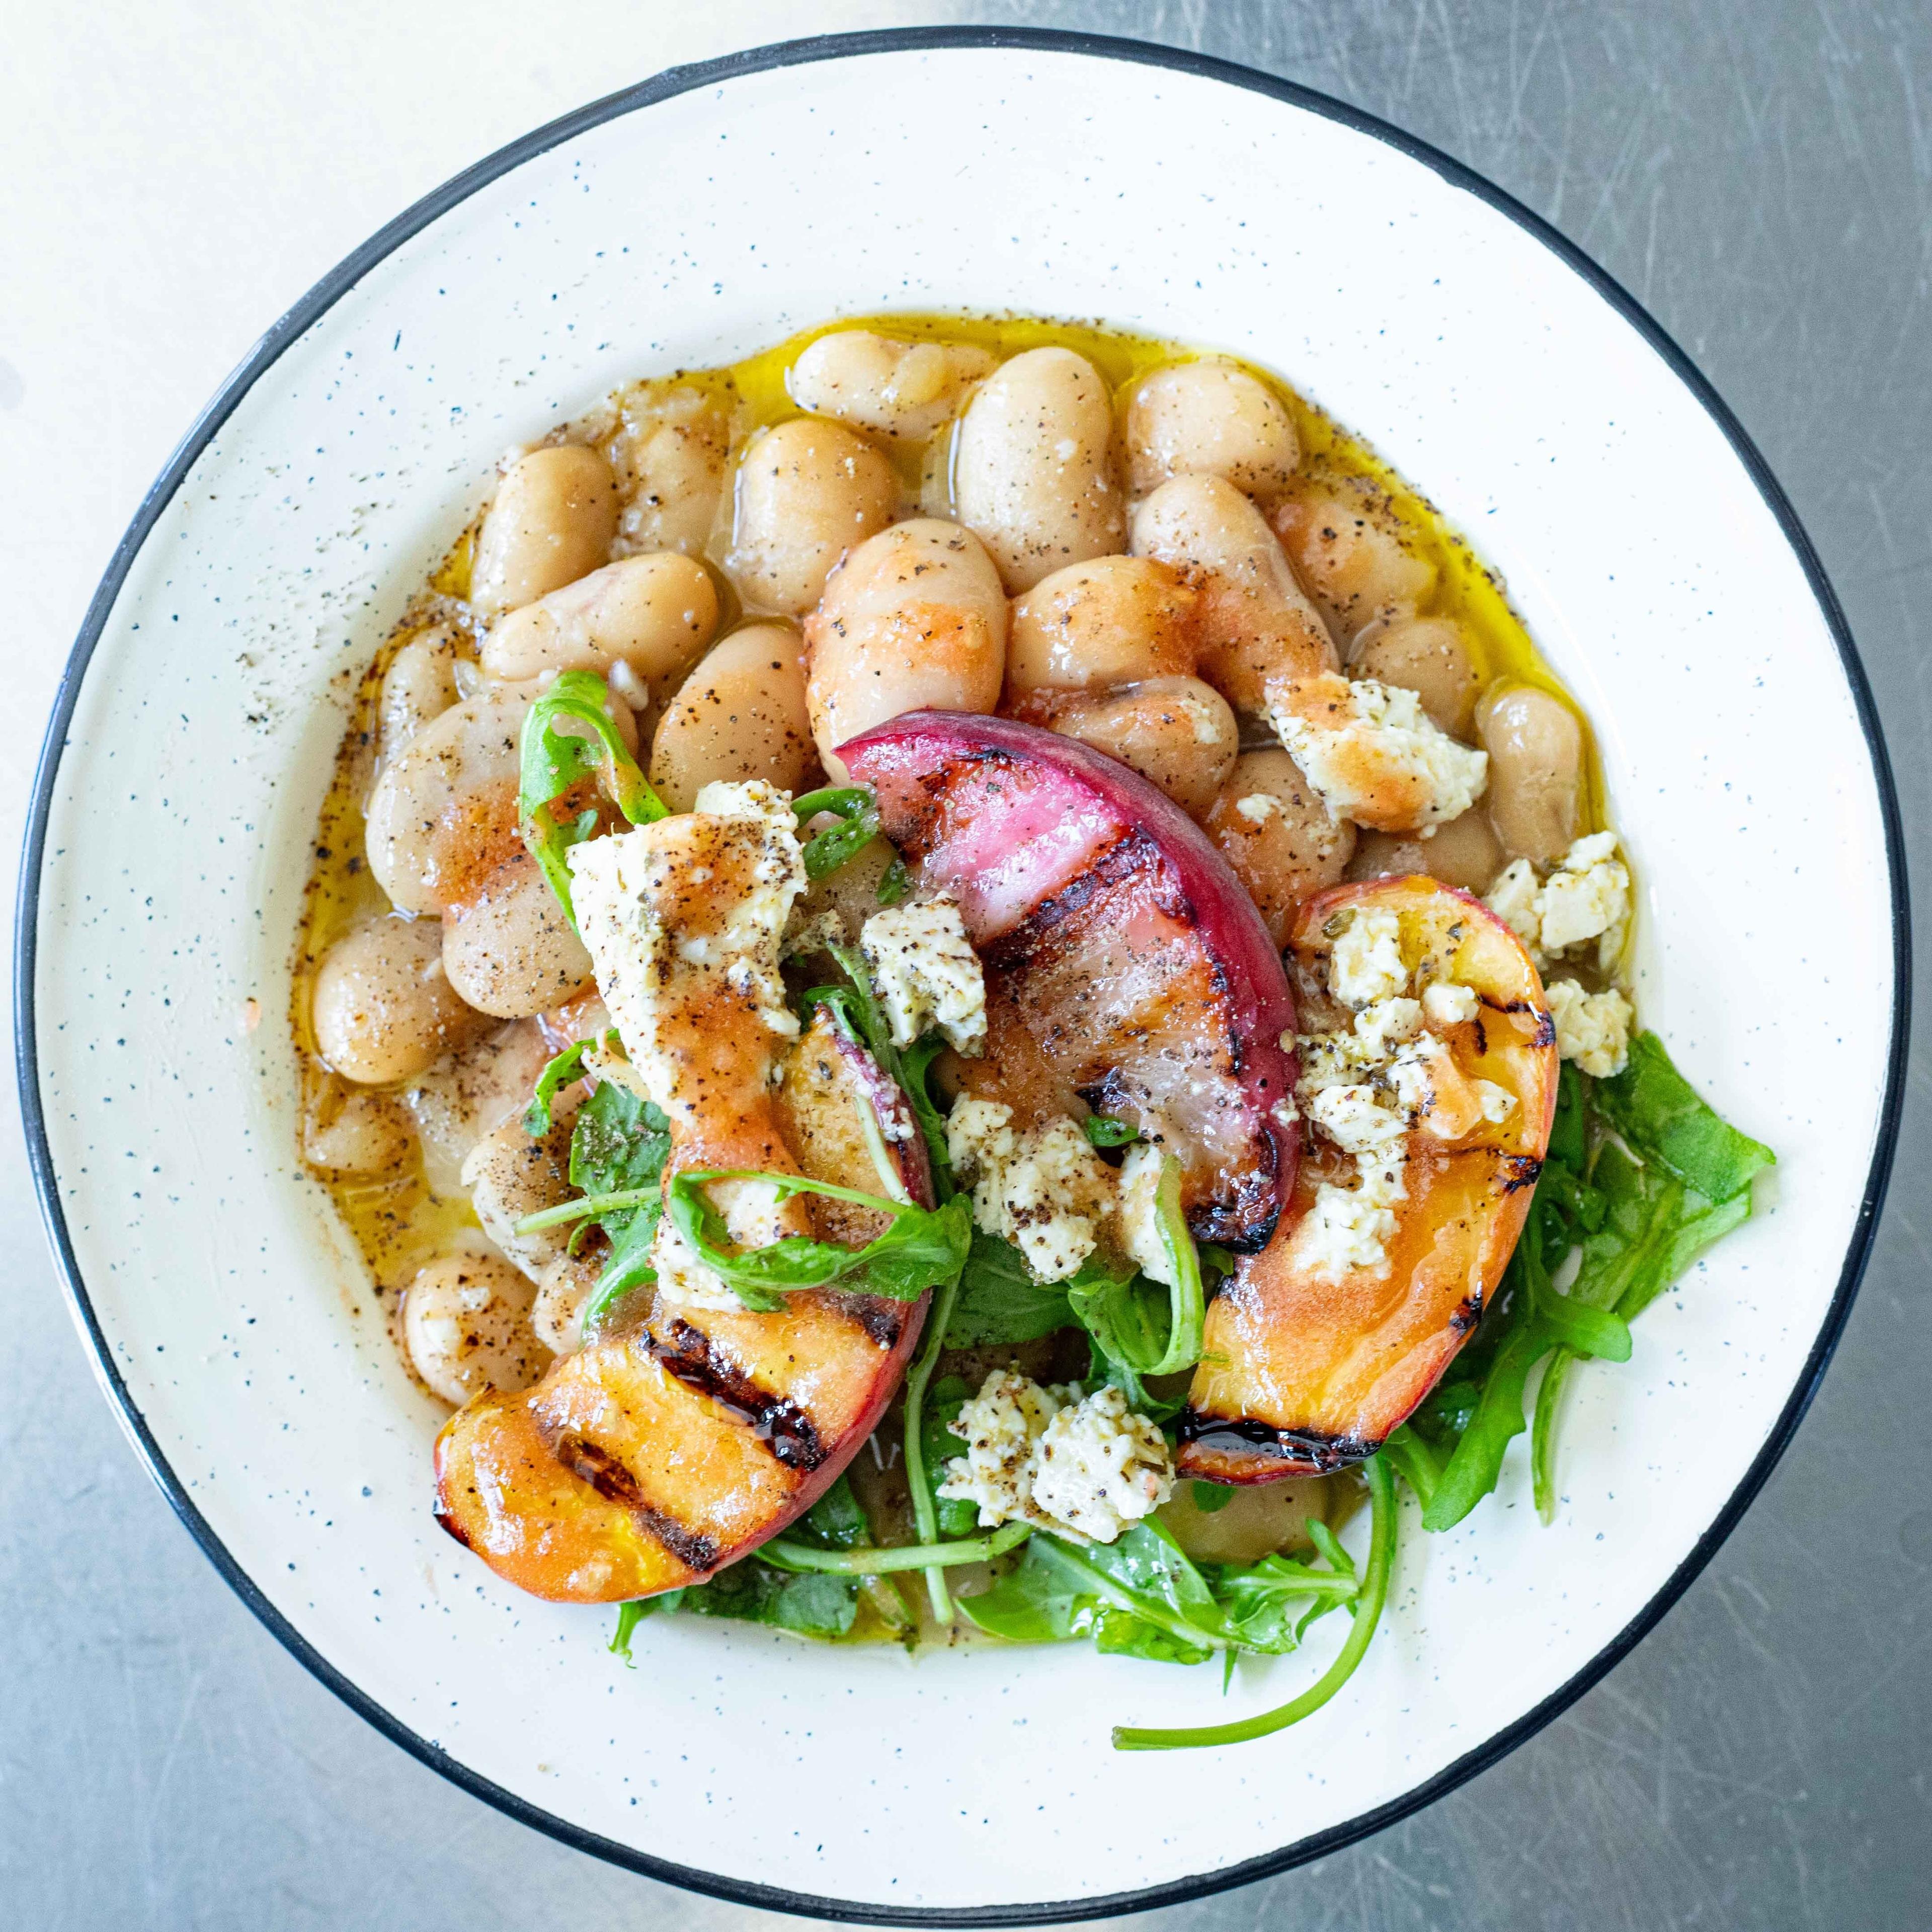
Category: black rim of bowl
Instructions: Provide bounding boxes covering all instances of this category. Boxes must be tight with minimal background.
[14,25,1911,1926]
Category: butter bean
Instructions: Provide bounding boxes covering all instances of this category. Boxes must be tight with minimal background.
[364,685,532,915]
[378,623,471,764]
[1203,749,1355,945]
[725,417,898,615]
[803,519,1007,778]
[1006,555,1196,692]
[650,622,816,811]
[1131,473,1335,711]
[1123,360,1299,500]
[1044,676,1237,821]
[301,1082,415,1175]
[462,1101,580,1278]
[441,854,595,1020]
[471,445,619,615]
[311,917,491,1085]
[1348,614,1480,740]
[1271,476,1435,642]
[1476,683,1582,865]
[790,330,996,442]
[608,379,732,556]
[953,348,1125,592]
[1348,806,1504,893]
[403,1251,549,1406]
[480,552,719,709]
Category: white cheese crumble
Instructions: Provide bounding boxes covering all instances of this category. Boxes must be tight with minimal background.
[568,781,808,1296]
[947,1100,1118,1283]
[647,1212,745,1313]
[1422,981,1480,1027]
[1545,978,1634,1077]
[1484,858,1547,963]
[781,907,847,959]
[569,779,808,1117]
[1537,832,1631,968]
[938,1371,1174,1544]
[1483,834,1631,972]
[1328,904,1409,1007]
[859,895,987,1056]
[1297,1152,1407,1281]
[1270,678,1488,829]
[1306,1082,1408,1156]
[1234,791,1283,825]
[1354,995,1424,1057]
[1116,1141,1177,1288]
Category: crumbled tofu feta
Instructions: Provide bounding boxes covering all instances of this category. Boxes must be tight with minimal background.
[1116,1142,1177,1287]
[1294,1025,1384,1095]
[1483,834,1631,972]
[938,1369,1070,1528]
[1545,978,1634,1077]
[939,1371,1174,1544]
[1328,905,1410,1007]
[1234,791,1284,825]
[647,1213,745,1313]
[569,780,808,1128]
[1001,1118,1116,1283]
[1422,981,1480,1027]
[1306,1082,1408,1156]
[1354,995,1424,1056]
[946,1100,1117,1283]
[1271,678,1488,829]
[781,907,847,959]
[1030,1386,1175,1542]
[859,894,986,1056]
[1537,833,1631,968]
[1484,859,1546,962]
[1297,1152,1407,1281]
[944,1095,1017,1176]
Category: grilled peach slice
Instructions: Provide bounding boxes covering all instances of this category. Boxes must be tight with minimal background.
[1180,877,1558,1479]
[841,712,1298,1250]
[433,1010,934,1601]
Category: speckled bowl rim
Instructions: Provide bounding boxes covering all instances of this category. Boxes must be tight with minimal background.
[15,26,1910,1927]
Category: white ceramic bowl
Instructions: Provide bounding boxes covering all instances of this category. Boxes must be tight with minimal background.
[19,29,1906,1923]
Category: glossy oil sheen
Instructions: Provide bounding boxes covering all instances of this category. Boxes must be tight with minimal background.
[296,309,1599,1295]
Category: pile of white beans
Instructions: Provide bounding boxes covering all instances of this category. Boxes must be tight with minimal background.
[298,319,1593,1406]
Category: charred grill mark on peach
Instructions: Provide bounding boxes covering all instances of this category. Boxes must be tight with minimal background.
[845,711,1299,1255]
[1502,1155,1544,1192]
[1175,1413,1375,1476]
[1481,992,1559,1049]
[978,826,1151,967]
[643,1318,828,1472]
[836,1295,910,1350]
[554,1433,721,1572]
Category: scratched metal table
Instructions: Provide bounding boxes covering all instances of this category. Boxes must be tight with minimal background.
[7,3,1928,1926]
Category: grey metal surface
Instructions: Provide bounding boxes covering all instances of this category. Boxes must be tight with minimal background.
[7,2,1929,1926]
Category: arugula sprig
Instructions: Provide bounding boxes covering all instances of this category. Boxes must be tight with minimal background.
[960,1486,1381,1735]
[553,1075,672,1335]
[1075,1153,1205,1383]
[522,1030,618,1137]
[1112,1457,1397,1750]
[790,785,881,881]
[1417,1037,1773,1530]
[519,670,668,925]
[664,1169,972,1315]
